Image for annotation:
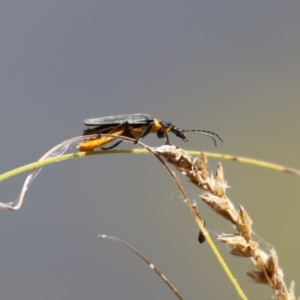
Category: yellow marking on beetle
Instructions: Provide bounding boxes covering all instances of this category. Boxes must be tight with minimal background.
[78,128,125,151]
[151,118,171,133]
[127,126,145,139]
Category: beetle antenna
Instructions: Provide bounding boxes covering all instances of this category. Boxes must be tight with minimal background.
[182,130,224,146]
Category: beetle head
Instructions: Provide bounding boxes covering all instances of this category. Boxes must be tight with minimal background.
[158,121,188,142]
[171,125,188,142]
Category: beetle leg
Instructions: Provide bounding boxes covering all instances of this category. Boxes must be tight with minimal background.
[101,140,123,150]
[133,121,154,144]
[100,121,129,149]
[108,121,128,134]
[157,130,170,144]
[164,133,170,144]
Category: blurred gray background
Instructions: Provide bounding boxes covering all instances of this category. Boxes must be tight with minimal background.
[0,2,299,299]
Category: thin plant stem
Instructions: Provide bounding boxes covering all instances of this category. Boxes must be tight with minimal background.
[0,135,298,299]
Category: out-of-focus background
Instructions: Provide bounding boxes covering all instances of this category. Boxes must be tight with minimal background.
[0,2,299,299]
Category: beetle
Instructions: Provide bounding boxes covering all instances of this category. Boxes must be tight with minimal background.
[78,113,223,152]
